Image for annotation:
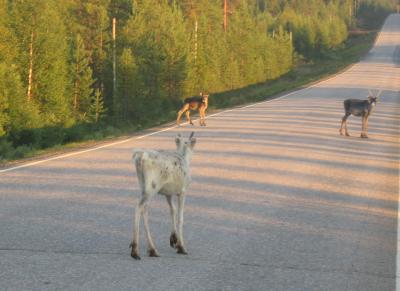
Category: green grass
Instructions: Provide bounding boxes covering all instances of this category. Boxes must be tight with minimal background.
[0,32,376,166]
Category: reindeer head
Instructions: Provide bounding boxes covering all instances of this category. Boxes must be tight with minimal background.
[368,89,382,107]
[199,92,209,99]
[201,93,209,104]
[175,132,197,154]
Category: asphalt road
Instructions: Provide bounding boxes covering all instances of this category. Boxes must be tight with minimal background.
[1,14,399,291]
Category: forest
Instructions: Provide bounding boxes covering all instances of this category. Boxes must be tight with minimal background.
[0,0,397,160]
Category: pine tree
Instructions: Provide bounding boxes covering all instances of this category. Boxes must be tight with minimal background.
[88,89,107,123]
[71,33,95,121]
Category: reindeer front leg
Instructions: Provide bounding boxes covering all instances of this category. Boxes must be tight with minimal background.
[361,116,368,138]
[364,116,370,138]
[199,108,206,126]
[176,193,187,255]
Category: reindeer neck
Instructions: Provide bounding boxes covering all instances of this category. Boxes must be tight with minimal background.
[179,147,193,165]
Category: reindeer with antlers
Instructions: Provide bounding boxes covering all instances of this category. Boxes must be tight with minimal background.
[340,89,382,138]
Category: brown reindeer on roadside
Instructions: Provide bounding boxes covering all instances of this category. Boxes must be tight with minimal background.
[176,93,209,126]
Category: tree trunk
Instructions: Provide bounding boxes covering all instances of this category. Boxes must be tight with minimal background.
[27,27,35,101]
[194,18,198,62]
[112,17,117,105]
[74,35,80,112]
[224,0,228,32]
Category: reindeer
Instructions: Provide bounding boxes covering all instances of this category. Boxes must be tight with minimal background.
[130,132,196,260]
[176,93,209,126]
[340,89,382,138]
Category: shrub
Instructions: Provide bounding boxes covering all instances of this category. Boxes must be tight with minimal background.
[13,145,32,159]
[0,139,14,161]
[64,123,91,143]
[38,127,66,148]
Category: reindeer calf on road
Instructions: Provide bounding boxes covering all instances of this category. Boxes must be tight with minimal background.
[130,132,196,260]
[340,90,382,138]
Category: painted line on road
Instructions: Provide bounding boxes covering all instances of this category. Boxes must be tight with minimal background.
[0,124,177,173]
[0,68,346,174]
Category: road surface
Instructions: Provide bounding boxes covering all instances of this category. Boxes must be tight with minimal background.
[0,14,399,291]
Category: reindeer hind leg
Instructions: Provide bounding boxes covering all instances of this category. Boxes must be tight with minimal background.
[199,108,206,126]
[185,110,193,125]
[131,195,148,260]
[176,104,189,126]
[142,200,160,257]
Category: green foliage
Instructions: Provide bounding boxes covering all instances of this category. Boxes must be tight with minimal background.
[276,2,349,58]
[0,63,38,135]
[0,138,14,160]
[121,0,188,120]
[7,1,72,126]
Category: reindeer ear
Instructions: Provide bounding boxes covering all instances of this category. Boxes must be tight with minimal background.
[175,134,182,146]
[189,138,196,149]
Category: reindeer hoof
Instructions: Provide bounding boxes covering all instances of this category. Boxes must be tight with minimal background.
[131,251,141,260]
[361,134,368,138]
[345,133,350,137]
[148,249,160,257]
[176,245,188,255]
[130,242,140,260]
[170,233,178,248]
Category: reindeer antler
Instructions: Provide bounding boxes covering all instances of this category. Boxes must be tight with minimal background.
[368,89,373,96]
[189,132,195,139]
[376,90,383,99]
